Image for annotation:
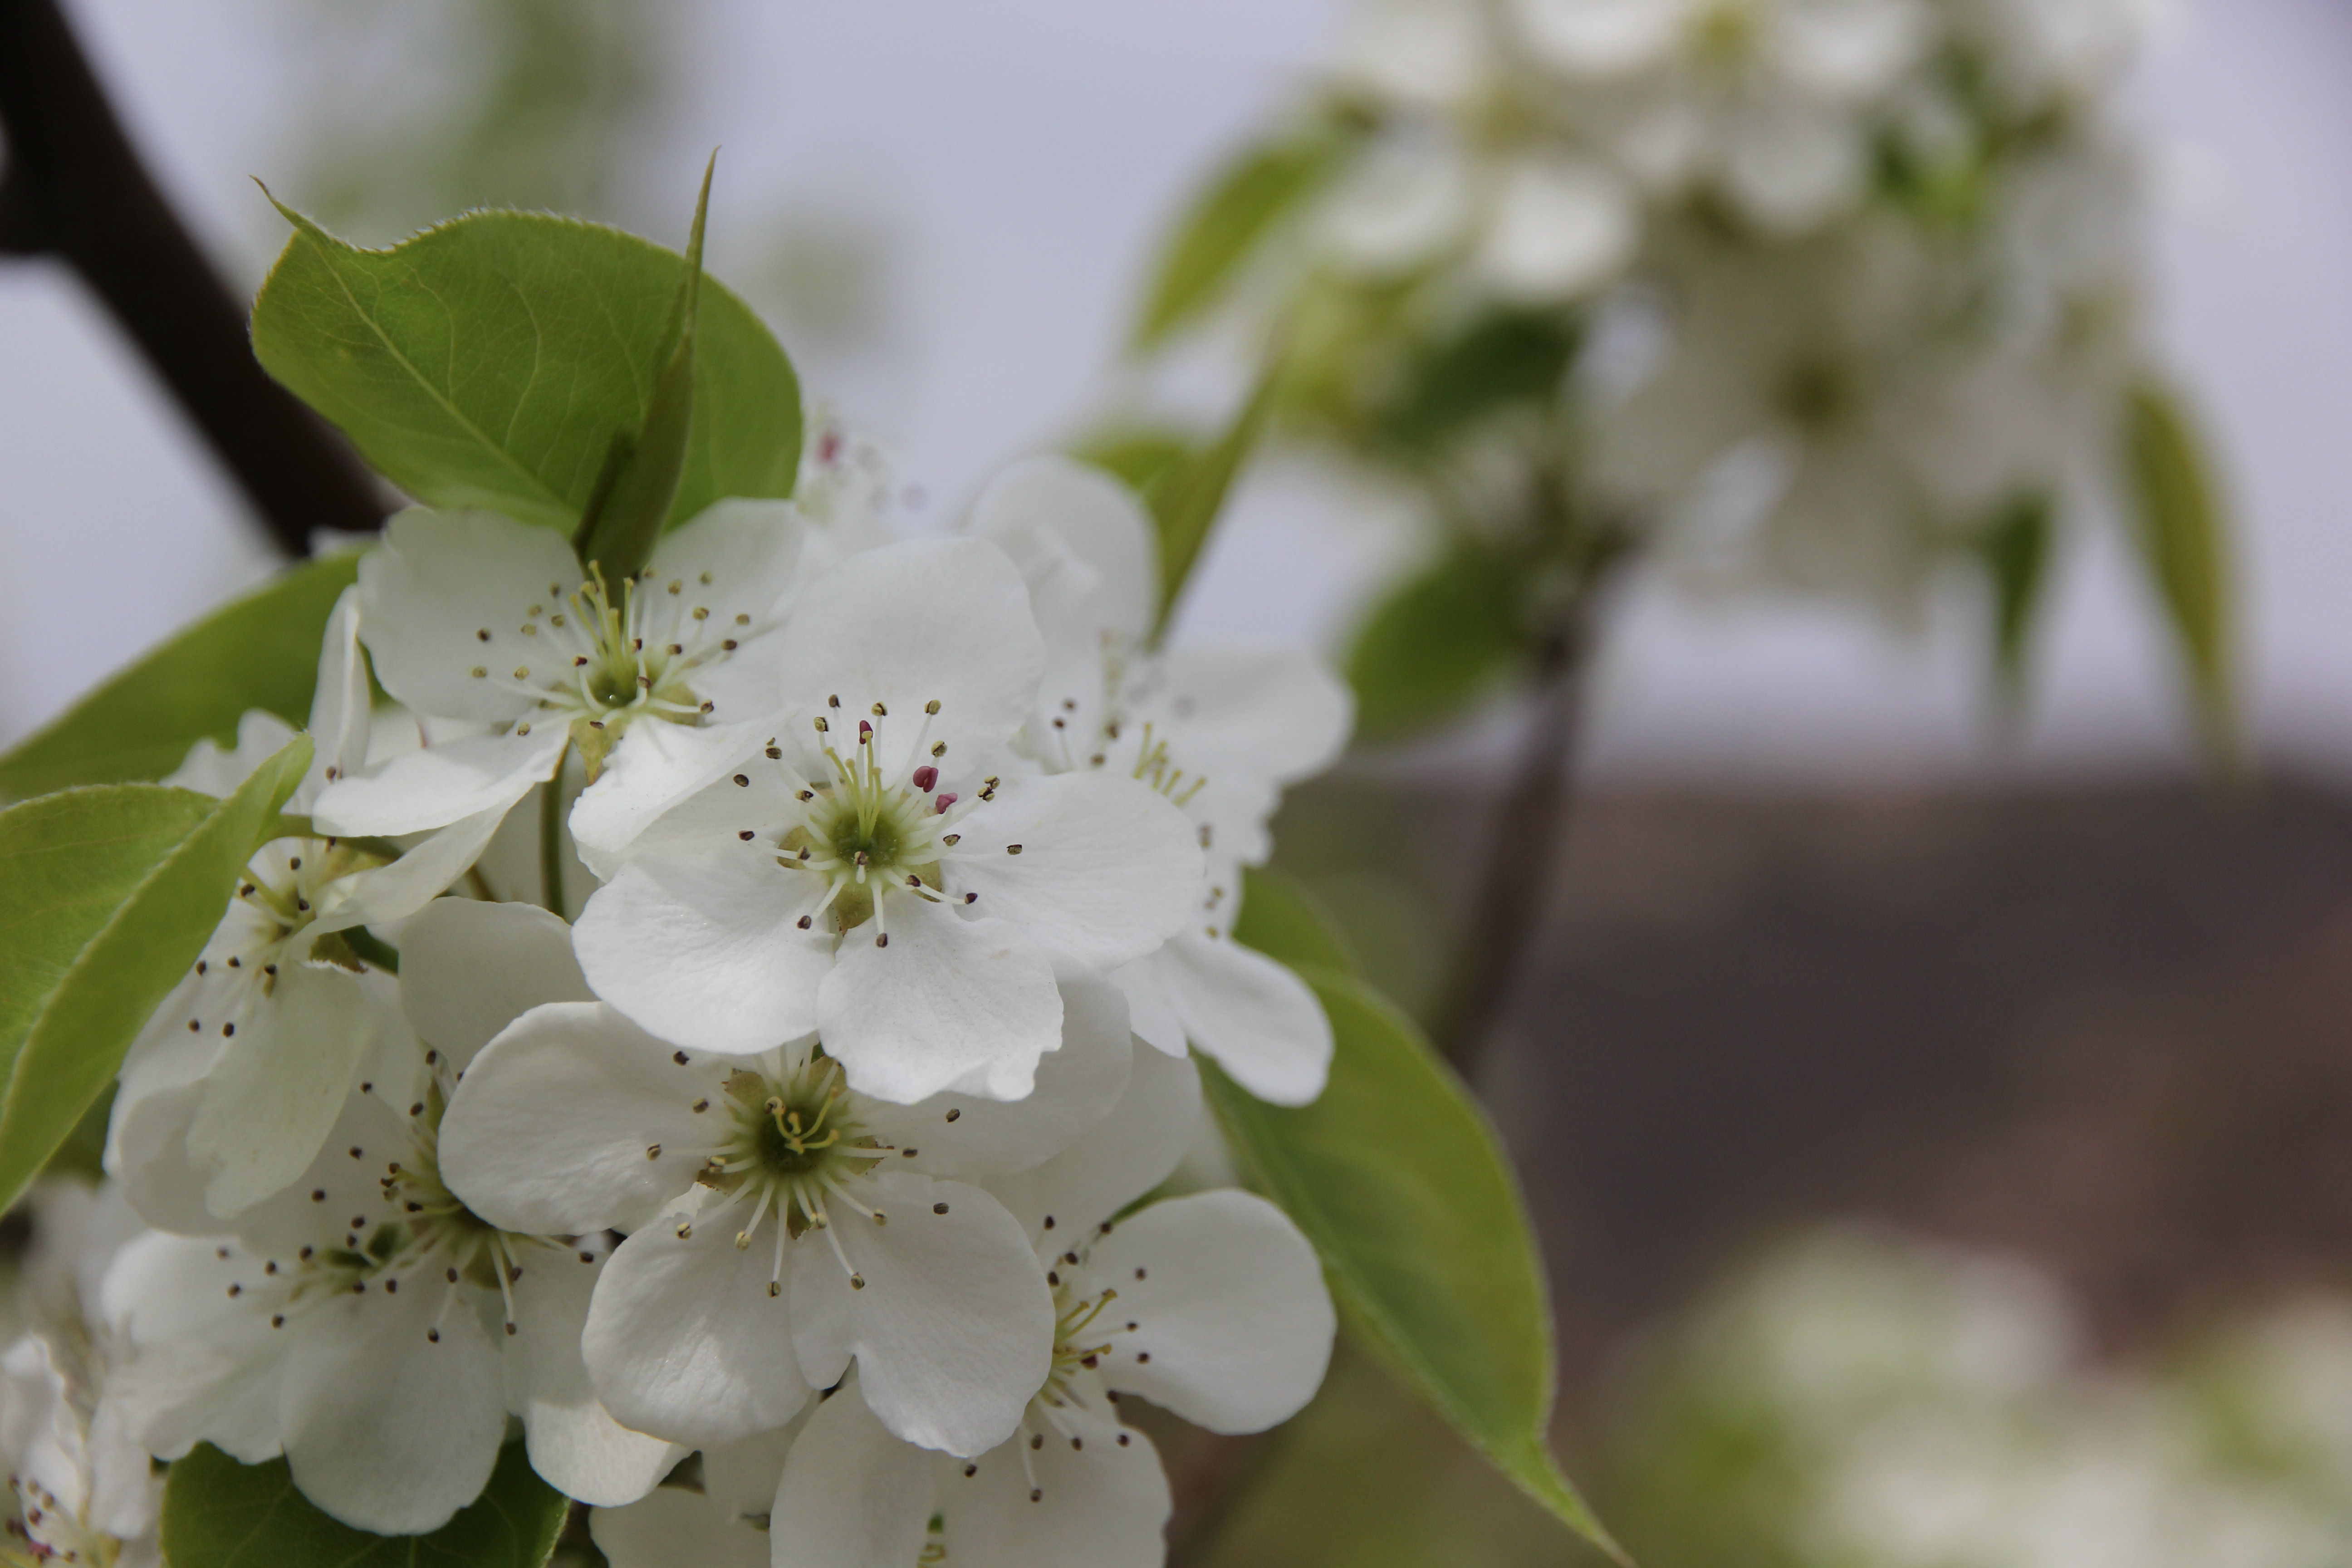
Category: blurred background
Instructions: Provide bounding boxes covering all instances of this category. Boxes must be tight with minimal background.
[8,1,2352,1563]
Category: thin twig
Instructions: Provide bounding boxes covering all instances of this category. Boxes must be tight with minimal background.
[0,0,386,554]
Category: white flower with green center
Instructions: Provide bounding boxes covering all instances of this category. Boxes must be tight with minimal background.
[312,499,809,856]
[572,536,1203,1104]
[436,974,1137,1460]
[102,900,676,1537]
[971,458,1352,1106]
[111,593,507,1221]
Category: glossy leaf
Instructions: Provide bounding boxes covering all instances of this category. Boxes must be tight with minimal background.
[0,740,310,1212]
[161,1440,568,1568]
[253,204,799,534]
[1150,374,1274,635]
[2122,378,2236,746]
[0,553,357,801]
[1134,122,1355,348]
[1203,965,1624,1563]
[1345,545,1529,743]
[1972,494,2053,700]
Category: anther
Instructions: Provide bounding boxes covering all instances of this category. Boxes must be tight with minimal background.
[1030,1435,1044,1451]
[1030,1489,1044,1504]
[647,1144,662,1160]
[875,933,889,948]
[740,830,757,841]
[912,765,938,792]
[850,1274,866,1289]
[942,833,960,845]
[934,1201,950,1214]
[767,746,783,760]
[931,741,946,757]
[733,774,750,787]
[1006,844,1023,855]
[796,916,813,930]
[945,1108,961,1122]
[872,702,887,717]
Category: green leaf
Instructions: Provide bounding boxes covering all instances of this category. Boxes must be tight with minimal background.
[1149,374,1275,636]
[2122,377,2236,747]
[1377,309,1581,454]
[253,203,800,535]
[1232,865,1355,975]
[161,1440,568,1568]
[1202,966,1624,1563]
[575,157,713,580]
[1134,122,1356,349]
[1068,426,1197,499]
[1971,494,2054,700]
[1345,545,1530,743]
[0,553,357,801]
[0,740,311,1213]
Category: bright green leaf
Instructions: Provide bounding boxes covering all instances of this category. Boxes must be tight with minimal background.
[0,553,356,801]
[161,1440,568,1568]
[1971,494,2054,701]
[1345,546,1530,743]
[0,740,310,1212]
[1232,865,1355,975]
[1150,375,1275,636]
[1134,122,1356,349]
[2122,378,2236,749]
[1203,967,1624,1563]
[253,204,800,535]
[1377,309,1581,455]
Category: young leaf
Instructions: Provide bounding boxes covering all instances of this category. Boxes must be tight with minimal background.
[0,552,357,801]
[2122,378,2236,748]
[1971,494,2054,701]
[1203,965,1625,1564]
[574,157,713,580]
[1377,309,1581,455]
[161,1440,568,1568]
[0,740,310,1212]
[252,203,799,534]
[1134,121,1355,349]
[1068,426,1197,499]
[1150,372,1274,636]
[1345,545,1530,743]
[1231,865,1356,975]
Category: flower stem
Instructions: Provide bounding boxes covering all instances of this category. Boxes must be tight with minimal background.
[540,746,570,917]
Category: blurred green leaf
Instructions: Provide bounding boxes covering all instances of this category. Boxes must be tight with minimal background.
[2122,377,2236,748]
[0,740,310,1213]
[1204,966,1624,1563]
[162,1439,567,1568]
[1378,309,1580,454]
[1972,494,2054,700]
[1233,865,1356,975]
[1134,123,1355,349]
[1150,375,1275,635]
[1069,426,1198,499]
[0,553,357,801]
[253,204,800,535]
[1346,545,1530,743]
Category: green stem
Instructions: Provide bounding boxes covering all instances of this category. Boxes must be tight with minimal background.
[540,745,570,917]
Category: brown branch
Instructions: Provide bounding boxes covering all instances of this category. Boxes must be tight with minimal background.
[0,0,386,555]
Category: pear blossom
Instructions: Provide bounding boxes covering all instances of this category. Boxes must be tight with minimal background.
[103,900,675,1535]
[971,458,1351,1105]
[110,592,505,1220]
[436,975,1139,1460]
[588,1425,799,1568]
[571,536,1203,1104]
[313,499,809,857]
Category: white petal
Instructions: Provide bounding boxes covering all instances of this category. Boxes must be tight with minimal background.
[1148,645,1353,785]
[505,1244,681,1507]
[1160,932,1333,1107]
[306,586,374,801]
[818,900,1063,1104]
[701,1424,803,1515]
[439,1002,709,1235]
[1108,956,1186,1058]
[570,717,778,858]
[281,1286,509,1534]
[969,456,1158,648]
[1317,135,1475,276]
[592,1486,771,1568]
[1509,0,1690,75]
[1476,153,1639,303]
[945,1411,1170,1568]
[773,538,1045,782]
[165,710,300,798]
[584,1219,812,1450]
[1722,93,1867,233]
[312,724,566,838]
[395,898,591,1069]
[770,1376,944,1568]
[101,1236,285,1465]
[185,964,380,1219]
[947,773,1203,971]
[1,1336,89,1522]
[312,804,508,934]
[644,498,809,635]
[986,1039,1201,1241]
[858,978,1132,1179]
[358,509,580,722]
[1091,1191,1336,1434]
[791,1172,1052,1456]
[576,855,832,1055]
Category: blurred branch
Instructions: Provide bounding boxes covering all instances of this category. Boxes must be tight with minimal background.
[0,0,385,555]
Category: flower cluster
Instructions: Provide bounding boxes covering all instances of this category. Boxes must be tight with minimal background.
[54,441,1348,1561]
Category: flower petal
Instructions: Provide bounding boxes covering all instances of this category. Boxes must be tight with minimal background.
[770,1374,944,1568]
[1107,955,1186,1058]
[576,855,832,1055]
[970,455,1158,649]
[985,1038,1201,1241]
[858,977,1132,1179]
[185,965,382,1219]
[591,1485,772,1568]
[1091,1191,1336,1434]
[166,710,300,799]
[1148,645,1353,787]
[583,1217,812,1450]
[773,537,1045,782]
[306,586,374,802]
[358,509,581,722]
[504,1242,682,1507]
[944,1411,1170,1568]
[948,772,1202,972]
[439,1002,710,1236]
[819,900,1062,1105]
[280,1284,509,1534]
[1159,931,1333,1107]
[313,724,566,838]
[394,898,592,1069]
[99,1234,284,1465]
[790,1172,1052,1456]
[313,804,508,935]
[570,716,780,859]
